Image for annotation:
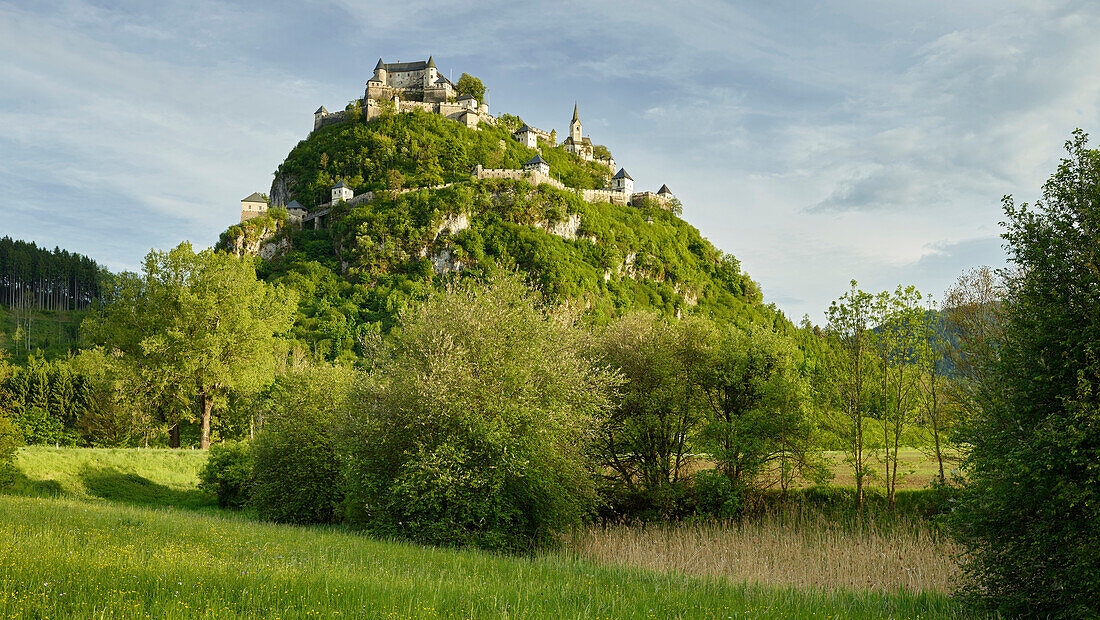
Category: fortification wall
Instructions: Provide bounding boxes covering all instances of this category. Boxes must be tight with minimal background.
[471,166,566,191]
[581,188,628,206]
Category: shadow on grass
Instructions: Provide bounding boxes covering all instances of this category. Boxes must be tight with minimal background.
[78,466,214,509]
[2,469,64,497]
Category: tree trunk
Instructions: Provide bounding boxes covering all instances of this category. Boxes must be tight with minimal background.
[200,392,213,449]
[169,422,180,449]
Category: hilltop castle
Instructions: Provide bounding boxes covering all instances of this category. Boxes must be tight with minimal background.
[241,57,676,224]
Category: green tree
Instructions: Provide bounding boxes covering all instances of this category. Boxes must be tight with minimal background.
[871,285,928,507]
[85,242,297,449]
[252,361,354,524]
[595,313,714,516]
[454,73,486,103]
[344,274,617,552]
[824,281,875,508]
[950,130,1100,617]
[699,324,823,494]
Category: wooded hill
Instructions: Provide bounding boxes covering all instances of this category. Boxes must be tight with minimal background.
[0,237,102,359]
[221,109,796,362]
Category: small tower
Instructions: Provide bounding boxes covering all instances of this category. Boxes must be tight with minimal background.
[523,155,550,176]
[331,181,353,204]
[611,168,634,195]
[569,103,582,144]
[425,55,438,89]
[373,58,387,85]
[314,106,328,131]
[514,125,538,148]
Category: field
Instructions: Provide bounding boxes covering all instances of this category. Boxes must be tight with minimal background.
[0,447,974,619]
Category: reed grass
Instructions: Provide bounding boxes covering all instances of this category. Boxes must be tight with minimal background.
[564,509,960,595]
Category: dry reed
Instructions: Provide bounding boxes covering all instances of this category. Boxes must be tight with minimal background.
[564,510,960,594]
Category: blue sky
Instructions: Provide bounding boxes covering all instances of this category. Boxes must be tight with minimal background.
[3,0,1098,322]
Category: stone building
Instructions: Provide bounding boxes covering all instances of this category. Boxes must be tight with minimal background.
[523,154,550,176]
[365,57,455,103]
[331,181,353,204]
[240,192,268,222]
[611,168,634,195]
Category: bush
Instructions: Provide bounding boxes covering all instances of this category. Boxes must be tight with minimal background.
[692,470,745,519]
[252,364,354,525]
[198,441,253,509]
[343,274,617,552]
[0,415,22,489]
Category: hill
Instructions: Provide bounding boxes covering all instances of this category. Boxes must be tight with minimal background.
[220,109,788,361]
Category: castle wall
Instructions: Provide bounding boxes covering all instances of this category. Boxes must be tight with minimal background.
[580,188,628,206]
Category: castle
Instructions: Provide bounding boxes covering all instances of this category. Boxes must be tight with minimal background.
[241,57,676,225]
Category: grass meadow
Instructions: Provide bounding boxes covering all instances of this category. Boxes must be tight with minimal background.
[0,447,976,619]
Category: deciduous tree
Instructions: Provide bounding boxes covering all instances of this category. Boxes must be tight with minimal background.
[85,242,297,449]
[951,131,1100,616]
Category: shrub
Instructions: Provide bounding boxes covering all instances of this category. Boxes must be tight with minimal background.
[0,415,22,489]
[198,441,253,509]
[252,364,354,524]
[343,274,617,552]
[692,469,745,519]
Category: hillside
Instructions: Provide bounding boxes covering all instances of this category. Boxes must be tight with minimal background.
[221,108,787,361]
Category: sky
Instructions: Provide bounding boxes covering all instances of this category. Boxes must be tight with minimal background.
[3,0,1098,323]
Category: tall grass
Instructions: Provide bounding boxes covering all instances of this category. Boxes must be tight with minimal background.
[0,495,973,619]
[564,509,960,595]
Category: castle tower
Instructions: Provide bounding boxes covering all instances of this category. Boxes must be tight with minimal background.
[372,58,388,85]
[570,103,582,143]
[314,106,328,131]
[611,168,633,195]
[425,55,438,89]
[331,181,353,204]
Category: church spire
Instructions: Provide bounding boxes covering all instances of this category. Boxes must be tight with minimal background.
[572,102,579,122]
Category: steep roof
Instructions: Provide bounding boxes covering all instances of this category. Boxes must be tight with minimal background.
[612,168,633,181]
[286,200,306,211]
[379,59,430,72]
[572,102,579,123]
[524,155,549,167]
[514,124,533,134]
[315,106,328,114]
[427,55,436,68]
[331,181,352,190]
[374,58,385,71]
[456,94,477,101]
[657,184,672,194]
[242,192,266,203]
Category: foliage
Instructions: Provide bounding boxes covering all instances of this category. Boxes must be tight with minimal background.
[594,313,713,517]
[699,323,825,494]
[950,130,1100,617]
[0,351,21,487]
[84,242,298,449]
[197,440,253,509]
[454,72,485,103]
[251,362,354,525]
[344,274,617,552]
[824,281,876,507]
[1,353,87,446]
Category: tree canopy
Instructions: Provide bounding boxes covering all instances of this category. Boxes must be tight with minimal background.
[84,242,297,449]
[950,130,1100,617]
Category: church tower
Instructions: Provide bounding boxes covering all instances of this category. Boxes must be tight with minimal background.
[570,103,582,143]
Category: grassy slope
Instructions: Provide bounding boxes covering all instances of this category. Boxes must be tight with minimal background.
[8,446,212,509]
[0,495,967,619]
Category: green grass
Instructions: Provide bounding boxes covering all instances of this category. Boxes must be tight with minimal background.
[0,494,970,619]
[7,446,213,509]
